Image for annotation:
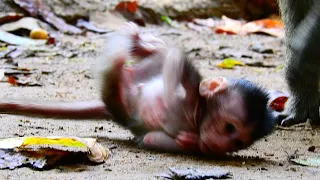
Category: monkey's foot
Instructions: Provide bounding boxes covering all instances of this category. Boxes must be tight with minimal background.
[279,114,305,126]
[120,22,165,57]
[279,114,320,127]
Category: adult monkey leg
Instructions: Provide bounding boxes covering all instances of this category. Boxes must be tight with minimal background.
[278,0,320,126]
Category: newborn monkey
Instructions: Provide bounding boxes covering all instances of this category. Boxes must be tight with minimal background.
[0,23,276,155]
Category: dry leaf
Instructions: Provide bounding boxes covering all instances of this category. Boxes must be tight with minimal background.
[115,1,138,13]
[191,16,284,38]
[0,136,109,169]
[7,76,17,85]
[215,16,244,35]
[0,13,25,25]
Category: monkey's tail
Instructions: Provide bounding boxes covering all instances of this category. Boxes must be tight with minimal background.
[0,100,109,120]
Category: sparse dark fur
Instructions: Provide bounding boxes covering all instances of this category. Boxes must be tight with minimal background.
[231,79,276,141]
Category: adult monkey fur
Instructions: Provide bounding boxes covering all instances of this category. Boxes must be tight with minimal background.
[0,23,276,155]
[277,0,320,126]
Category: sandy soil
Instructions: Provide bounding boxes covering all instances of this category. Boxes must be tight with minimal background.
[0,24,320,180]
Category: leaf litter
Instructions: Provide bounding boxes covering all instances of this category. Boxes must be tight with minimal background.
[0,136,110,170]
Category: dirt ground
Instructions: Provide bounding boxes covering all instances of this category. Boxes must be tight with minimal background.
[0,24,320,180]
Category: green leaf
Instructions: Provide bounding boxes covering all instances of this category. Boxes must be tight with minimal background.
[160,16,173,25]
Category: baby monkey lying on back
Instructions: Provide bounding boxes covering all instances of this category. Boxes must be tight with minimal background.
[0,22,276,155]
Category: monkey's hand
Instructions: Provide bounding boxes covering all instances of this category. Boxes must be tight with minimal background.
[175,131,200,152]
[142,131,184,152]
[142,131,200,153]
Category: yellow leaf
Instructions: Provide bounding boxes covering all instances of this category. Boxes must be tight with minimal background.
[216,58,244,69]
[22,137,86,148]
[0,46,6,51]
[275,64,284,71]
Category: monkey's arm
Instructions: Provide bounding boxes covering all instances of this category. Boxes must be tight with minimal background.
[142,131,183,152]
[141,130,201,153]
[163,48,202,104]
[0,99,108,119]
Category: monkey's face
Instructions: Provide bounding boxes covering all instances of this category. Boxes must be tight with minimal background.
[198,78,254,155]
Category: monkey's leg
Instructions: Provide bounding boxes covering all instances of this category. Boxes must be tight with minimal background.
[280,0,320,126]
[128,32,167,81]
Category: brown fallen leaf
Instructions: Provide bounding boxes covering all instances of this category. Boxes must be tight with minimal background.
[190,16,284,38]
[113,1,146,26]
[1,67,53,87]
[7,76,17,85]
[215,16,244,35]
[0,12,25,25]
[242,18,284,38]
[11,75,42,87]
[0,136,109,169]
[216,16,284,38]
[115,1,138,13]
[12,0,82,34]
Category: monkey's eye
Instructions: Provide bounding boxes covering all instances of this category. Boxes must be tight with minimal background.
[234,139,244,149]
[225,123,235,134]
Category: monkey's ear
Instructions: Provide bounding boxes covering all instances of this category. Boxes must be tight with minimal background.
[199,77,228,97]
